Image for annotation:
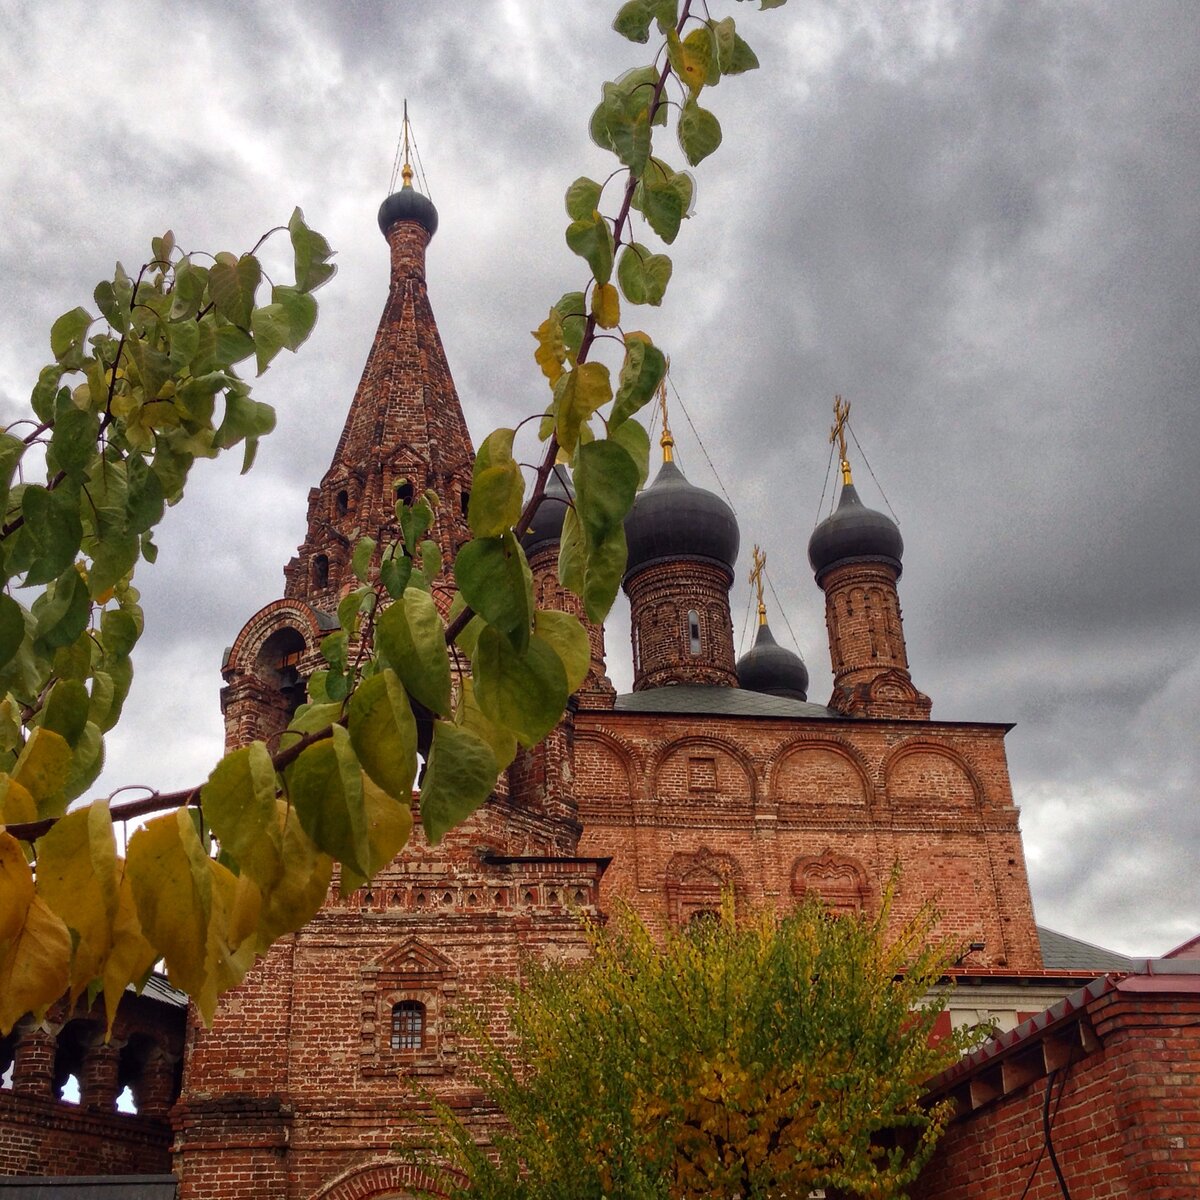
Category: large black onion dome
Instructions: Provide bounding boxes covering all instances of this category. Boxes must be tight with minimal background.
[377,182,439,239]
[737,621,808,701]
[520,468,573,558]
[624,459,740,581]
[808,483,903,582]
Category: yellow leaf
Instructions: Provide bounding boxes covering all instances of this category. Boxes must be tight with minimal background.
[13,728,73,818]
[339,773,413,894]
[247,801,333,948]
[35,801,119,1004]
[127,809,213,1013]
[0,775,36,826]
[532,309,567,386]
[554,361,613,454]
[101,870,157,1034]
[0,892,71,1036]
[590,282,621,330]
[0,832,35,946]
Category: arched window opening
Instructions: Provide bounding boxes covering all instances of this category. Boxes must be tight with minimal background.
[396,479,415,506]
[256,627,308,720]
[116,1084,137,1114]
[391,1001,425,1051]
[688,609,702,655]
[336,489,350,516]
[312,554,329,589]
[459,489,470,517]
[631,622,641,672]
[0,1029,14,1090]
[53,1020,91,1105]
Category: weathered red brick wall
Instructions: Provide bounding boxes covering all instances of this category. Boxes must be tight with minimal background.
[914,983,1200,1199]
[0,1093,172,1176]
[0,991,183,1178]
[574,710,1042,971]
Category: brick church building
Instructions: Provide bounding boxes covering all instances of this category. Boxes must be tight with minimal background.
[3,174,1197,1198]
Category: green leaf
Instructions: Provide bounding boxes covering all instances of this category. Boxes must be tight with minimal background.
[609,417,651,488]
[534,609,591,694]
[0,595,25,672]
[678,96,723,166]
[454,533,534,654]
[380,546,413,599]
[565,210,614,286]
[39,679,90,749]
[419,539,441,584]
[611,333,667,427]
[456,677,517,772]
[575,439,641,547]
[554,291,587,358]
[469,428,525,537]
[0,431,25,517]
[250,302,289,376]
[201,741,278,865]
[714,16,760,73]
[20,486,82,587]
[419,720,499,845]
[169,258,208,321]
[617,243,673,306]
[591,83,652,176]
[208,252,262,329]
[348,668,418,801]
[289,207,337,294]
[31,568,89,651]
[565,176,604,220]
[375,586,452,716]
[473,628,569,748]
[613,0,653,42]
[634,173,690,244]
[286,724,370,878]
[94,280,128,332]
[554,361,613,455]
[100,607,139,659]
[50,308,93,364]
[351,535,376,583]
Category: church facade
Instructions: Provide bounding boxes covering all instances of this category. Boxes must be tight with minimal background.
[171,174,1051,1199]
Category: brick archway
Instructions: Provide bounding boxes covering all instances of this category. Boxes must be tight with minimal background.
[312,1158,454,1200]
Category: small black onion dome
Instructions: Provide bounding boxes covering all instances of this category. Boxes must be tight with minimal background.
[377,182,439,239]
[520,468,573,558]
[736,622,809,701]
[624,459,740,581]
[808,482,903,582]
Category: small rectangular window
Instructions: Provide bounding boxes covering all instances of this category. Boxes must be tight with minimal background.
[391,1000,425,1050]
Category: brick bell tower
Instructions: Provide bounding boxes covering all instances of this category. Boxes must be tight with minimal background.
[808,397,931,719]
[622,393,740,690]
[219,160,474,752]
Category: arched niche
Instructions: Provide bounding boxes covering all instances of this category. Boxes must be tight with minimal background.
[791,851,871,914]
[772,741,870,818]
[664,846,744,925]
[652,737,755,809]
[575,731,639,812]
[885,742,981,807]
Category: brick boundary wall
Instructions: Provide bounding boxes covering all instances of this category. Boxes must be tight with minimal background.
[914,972,1200,1199]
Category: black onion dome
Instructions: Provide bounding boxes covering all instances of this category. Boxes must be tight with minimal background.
[736,622,808,701]
[624,459,740,581]
[520,468,573,558]
[377,183,439,239]
[807,483,903,582]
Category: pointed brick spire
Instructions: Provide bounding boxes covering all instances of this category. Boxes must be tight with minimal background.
[284,181,474,611]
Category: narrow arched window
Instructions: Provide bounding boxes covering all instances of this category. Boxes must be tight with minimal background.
[312,554,329,589]
[390,1001,425,1051]
[688,609,702,655]
[396,480,415,506]
[336,489,349,515]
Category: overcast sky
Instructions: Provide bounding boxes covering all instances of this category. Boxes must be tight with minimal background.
[1,1,1196,956]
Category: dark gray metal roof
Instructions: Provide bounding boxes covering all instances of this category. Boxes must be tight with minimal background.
[614,684,837,719]
[624,459,739,581]
[1037,926,1138,973]
[808,482,903,581]
[132,973,187,1008]
[736,621,809,701]
[0,1178,177,1198]
[377,183,438,238]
